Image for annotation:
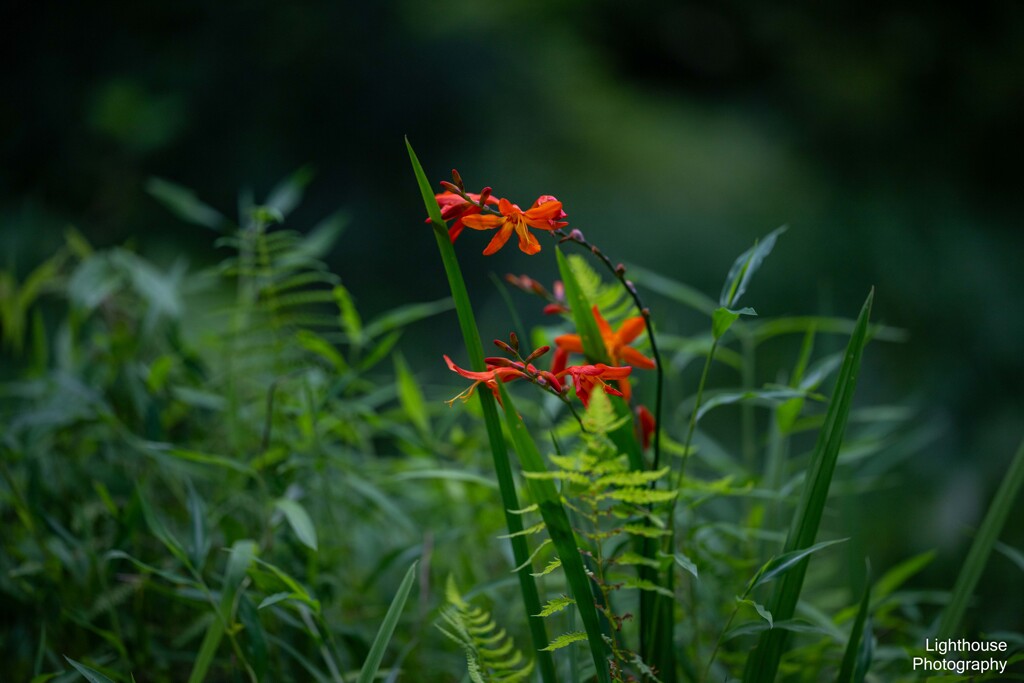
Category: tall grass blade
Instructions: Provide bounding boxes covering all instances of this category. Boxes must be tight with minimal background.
[64,657,115,683]
[936,437,1024,640]
[743,289,873,683]
[188,540,258,683]
[497,382,611,683]
[406,138,556,683]
[356,561,417,683]
[837,563,872,683]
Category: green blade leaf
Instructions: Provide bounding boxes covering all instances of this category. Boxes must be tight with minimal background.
[720,226,786,308]
[556,248,608,364]
[406,138,556,683]
[838,563,873,683]
[188,540,258,683]
[356,561,418,683]
[743,538,847,596]
[275,499,318,551]
[497,382,611,683]
[63,658,115,683]
[937,437,1024,640]
[146,177,227,231]
[743,289,873,683]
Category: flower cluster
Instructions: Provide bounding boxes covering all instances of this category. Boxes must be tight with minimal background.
[433,172,567,256]
[435,170,657,439]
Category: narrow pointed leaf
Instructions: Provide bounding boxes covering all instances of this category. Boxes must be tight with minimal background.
[356,561,418,683]
[743,290,873,683]
[498,382,611,683]
[407,138,556,683]
[937,438,1024,640]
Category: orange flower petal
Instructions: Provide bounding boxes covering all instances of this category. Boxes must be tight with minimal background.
[444,354,495,381]
[482,225,514,255]
[553,334,584,354]
[516,223,542,255]
[616,317,646,345]
[592,306,614,343]
[621,346,656,369]
[461,214,505,231]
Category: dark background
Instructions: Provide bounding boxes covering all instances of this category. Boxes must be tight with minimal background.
[3,0,1023,624]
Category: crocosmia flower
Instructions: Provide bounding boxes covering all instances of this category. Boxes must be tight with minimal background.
[553,305,655,401]
[443,355,561,405]
[461,197,566,256]
[557,364,632,408]
[434,189,498,243]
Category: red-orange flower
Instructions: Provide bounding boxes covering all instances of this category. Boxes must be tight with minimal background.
[552,305,655,401]
[557,363,632,408]
[443,355,562,405]
[434,190,499,243]
[461,197,567,256]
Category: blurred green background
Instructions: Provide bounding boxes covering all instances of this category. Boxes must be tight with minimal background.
[3,0,1022,624]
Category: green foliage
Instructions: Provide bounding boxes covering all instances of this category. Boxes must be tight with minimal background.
[439,577,534,683]
[0,174,465,682]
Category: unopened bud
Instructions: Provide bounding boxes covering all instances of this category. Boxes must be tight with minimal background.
[485,356,515,367]
[525,345,550,362]
[479,187,492,204]
[493,339,516,355]
[509,332,519,352]
[440,180,460,194]
[451,169,465,192]
[615,263,626,276]
[569,229,585,242]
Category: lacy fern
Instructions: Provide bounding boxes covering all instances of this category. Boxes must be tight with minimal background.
[438,577,534,683]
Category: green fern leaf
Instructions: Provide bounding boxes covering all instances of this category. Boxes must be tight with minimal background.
[535,595,576,617]
[541,631,588,651]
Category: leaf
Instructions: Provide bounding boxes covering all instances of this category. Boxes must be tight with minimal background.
[394,352,429,434]
[937,438,1024,640]
[624,263,718,315]
[333,284,363,344]
[743,290,873,683]
[697,388,813,423]
[535,596,576,617]
[668,552,699,580]
[531,558,562,577]
[186,481,210,570]
[362,297,455,339]
[737,597,773,628]
[719,226,786,308]
[712,306,756,340]
[541,632,588,652]
[838,564,873,683]
[497,382,611,683]
[188,540,258,683]
[146,177,227,231]
[995,541,1024,573]
[63,657,115,683]
[743,539,847,596]
[355,561,418,683]
[265,165,315,218]
[556,248,608,364]
[275,499,318,551]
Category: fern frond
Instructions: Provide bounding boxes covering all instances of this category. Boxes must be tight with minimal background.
[541,630,588,652]
[440,577,535,683]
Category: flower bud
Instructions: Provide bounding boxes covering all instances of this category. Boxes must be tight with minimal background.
[493,339,516,356]
[509,332,519,352]
[451,168,465,192]
[524,345,551,362]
